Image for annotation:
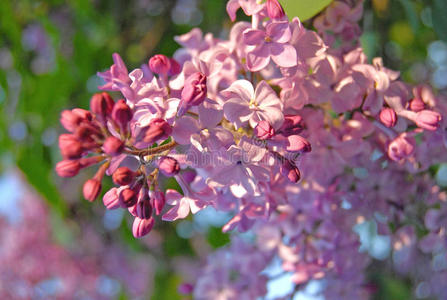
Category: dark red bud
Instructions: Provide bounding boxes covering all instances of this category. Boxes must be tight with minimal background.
[83,178,102,202]
[111,99,133,132]
[90,92,114,119]
[119,188,138,208]
[149,54,171,75]
[280,160,301,183]
[112,167,135,186]
[60,110,82,133]
[140,118,172,144]
[103,136,124,156]
[55,160,81,177]
[59,134,83,159]
[136,199,153,219]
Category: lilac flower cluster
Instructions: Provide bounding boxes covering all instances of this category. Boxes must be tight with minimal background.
[55,0,447,298]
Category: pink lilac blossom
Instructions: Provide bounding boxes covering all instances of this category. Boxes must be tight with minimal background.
[55,0,447,298]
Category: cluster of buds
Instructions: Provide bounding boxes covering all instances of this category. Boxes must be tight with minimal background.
[56,91,179,237]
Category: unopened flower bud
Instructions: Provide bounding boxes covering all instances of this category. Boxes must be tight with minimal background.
[255,120,275,140]
[59,134,83,159]
[102,187,120,209]
[136,193,153,219]
[415,110,442,131]
[151,190,166,215]
[158,156,180,177]
[112,167,135,186]
[132,217,155,238]
[409,98,425,112]
[72,108,92,121]
[178,283,194,295]
[75,123,102,144]
[90,92,114,120]
[103,136,124,156]
[111,99,133,132]
[60,110,82,133]
[55,159,81,177]
[140,118,172,144]
[279,115,304,136]
[83,178,102,202]
[266,0,285,19]
[379,108,397,128]
[119,188,138,208]
[388,133,415,161]
[79,156,103,168]
[168,58,181,76]
[280,160,301,183]
[178,72,207,116]
[286,135,311,152]
[149,54,171,75]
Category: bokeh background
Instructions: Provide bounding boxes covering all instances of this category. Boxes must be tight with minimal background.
[0,0,447,299]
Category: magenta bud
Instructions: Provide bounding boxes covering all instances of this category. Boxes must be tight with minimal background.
[55,159,81,177]
[158,156,180,177]
[102,187,121,209]
[132,217,155,238]
[266,0,285,19]
[178,72,207,116]
[409,98,425,112]
[83,178,102,202]
[140,118,172,144]
[255,120,275,140]
[59,134,83,159]
[286,135,311,153]
[111,99,133,132]
[415,110,442,131]
[280,160,301,183]
[168,58,181,76]
[178,283,194,295]
[119,188,138,208]
[279,115,304,136]
[112,167,135,186]
[90,92,114,120]
[379,108,397,128]
[136,190,153,219]
[151,190,166,215]
[387,134,415,161]
[149,54,171,75]
[103,136,124,156]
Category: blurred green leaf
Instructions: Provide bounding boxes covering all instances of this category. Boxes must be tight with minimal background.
[398,0,420,33]
[281,0,332,21]
[433,0,447,42]
[207,226,230,249]
[151,269,182,300]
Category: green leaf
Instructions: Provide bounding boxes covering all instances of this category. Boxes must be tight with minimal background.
[207,226,230,249]
[433,0,447,42]
[281,0,333,21]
